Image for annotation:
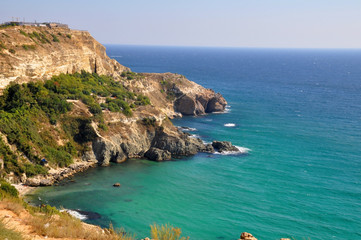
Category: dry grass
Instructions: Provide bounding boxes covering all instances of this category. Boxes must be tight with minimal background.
[26,213,134,240]
[150,223,189,240]
[0,198,25,215]
[0,196,134,240]
[0,218,24,240]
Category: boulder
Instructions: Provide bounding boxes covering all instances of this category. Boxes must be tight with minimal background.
[239,232,257,240]
[145,148,172,161]
[212,141,239,153]
[113,183,121,187]
[204,143,215,153]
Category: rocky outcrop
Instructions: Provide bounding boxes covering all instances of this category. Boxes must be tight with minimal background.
[212,141,239,153]
[0,26,129,91]
[123,73,227,117]
[0,25,233,185]
[25,161,96,187]
[239,232,258,240]
[145,147,172,161]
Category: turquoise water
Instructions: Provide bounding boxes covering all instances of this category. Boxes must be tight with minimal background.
[30,47,361,240]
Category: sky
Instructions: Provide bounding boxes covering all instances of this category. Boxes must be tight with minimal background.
[1,0,361,48]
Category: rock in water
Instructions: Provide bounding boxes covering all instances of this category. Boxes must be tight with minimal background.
[239,232,257,240]
[212,141,239,153]
[113,183,121,187]
[145,147,172,161]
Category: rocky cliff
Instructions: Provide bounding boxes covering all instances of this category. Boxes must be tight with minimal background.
[0,25,235,186]
[0,26,129,91]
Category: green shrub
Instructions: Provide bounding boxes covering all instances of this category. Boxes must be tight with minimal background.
[9,48,15,54]
[0,180,18,198]
[66,34,72,39]
[22,44,36,50]
[51,34,60,42]
[19,29,27,36]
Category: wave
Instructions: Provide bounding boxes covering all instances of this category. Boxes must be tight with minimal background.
[60,209,88,220]
[190,134,201,139]
[224,123,236,127]
[110,55,123,58]
[177,126,197,132]
[214,146,250,155]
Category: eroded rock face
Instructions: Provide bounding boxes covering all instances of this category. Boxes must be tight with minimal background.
[145,147,172,161]
[0,26,129,91]
[174,92,227,116]
[212,141,239,153]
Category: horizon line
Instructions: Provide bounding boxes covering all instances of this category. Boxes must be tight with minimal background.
[102,43,361,51]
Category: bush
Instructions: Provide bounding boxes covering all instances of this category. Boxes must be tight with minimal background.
[9,48,15,54]
[51,34,60,42]
[0,180,18,198]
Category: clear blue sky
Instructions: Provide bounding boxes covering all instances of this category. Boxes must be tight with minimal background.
[1,0,361,48]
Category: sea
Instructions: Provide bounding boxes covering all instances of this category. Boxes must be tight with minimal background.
[29,46,361,240]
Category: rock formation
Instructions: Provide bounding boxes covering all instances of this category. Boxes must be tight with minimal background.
[0,25,232,185]
[0,26,129,92]
[239,232,258,240]
[212,141,239,153]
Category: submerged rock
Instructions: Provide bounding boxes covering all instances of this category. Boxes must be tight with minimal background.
[212,141,239,153]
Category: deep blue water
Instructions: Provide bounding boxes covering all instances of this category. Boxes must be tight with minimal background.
[31,46,361,240]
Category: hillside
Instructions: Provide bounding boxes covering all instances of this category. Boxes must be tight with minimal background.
[0,25,232,185]
[0,25,129,91]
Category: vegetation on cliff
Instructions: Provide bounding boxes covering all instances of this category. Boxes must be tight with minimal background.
[0,71,150,179]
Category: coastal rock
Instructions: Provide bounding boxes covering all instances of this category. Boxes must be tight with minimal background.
[239,232,258,240]
[212,141,239,153]
[174,95,196,115]
[206,93,228,113]
[145,147,172,161]
[113,183,121,187]
[26,177,54,187]
[151,129,207,156]
[205,144,215,153]
[0,26,129,92]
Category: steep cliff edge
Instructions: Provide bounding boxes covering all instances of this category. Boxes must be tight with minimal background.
[0,26,129,91]
[0,25,234,186]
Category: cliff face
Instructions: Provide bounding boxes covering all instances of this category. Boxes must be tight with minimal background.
[0,26,129,91]
[0,25,233,186]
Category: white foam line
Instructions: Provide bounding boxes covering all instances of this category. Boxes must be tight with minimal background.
[60,209,88,220]
[214,146,251,155]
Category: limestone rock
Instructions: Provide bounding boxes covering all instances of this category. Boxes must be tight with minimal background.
[212,141,239,153]
[145,147,172,161]
[206,93,228,113]
[239,232,257,240]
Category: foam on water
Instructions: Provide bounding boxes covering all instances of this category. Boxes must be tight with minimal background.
[224,123,236,127]
[214,146,250,155]
[60,209,88,220]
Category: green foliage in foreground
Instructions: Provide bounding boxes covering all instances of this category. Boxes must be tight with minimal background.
[0,71,150,178]
[0,180,18,198]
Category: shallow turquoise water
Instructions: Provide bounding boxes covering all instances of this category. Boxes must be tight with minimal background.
[30,47,361,240]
